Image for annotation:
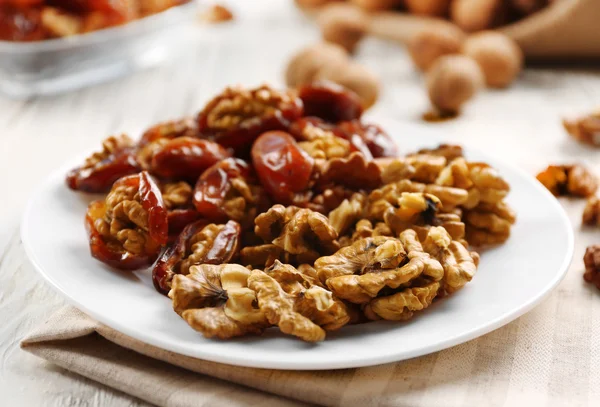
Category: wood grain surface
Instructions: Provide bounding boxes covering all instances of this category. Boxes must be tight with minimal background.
[1,1,600,405]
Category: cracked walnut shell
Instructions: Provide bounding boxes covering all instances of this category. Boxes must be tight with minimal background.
[170,264,268,339]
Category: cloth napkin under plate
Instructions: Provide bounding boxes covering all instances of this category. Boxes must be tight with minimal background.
[21,272,600,407]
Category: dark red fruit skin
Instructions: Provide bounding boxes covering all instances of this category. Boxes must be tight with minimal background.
[297,81,363,123]
[251,131,314,205]
[137,171,169,245]
[193,158,253,222]
[196,94,303,156]
[152,219,241,295]
[149,137,231,182]
[288,117,373,160]
[167,208,202,243]
[66,150,140,193]
[338,120,398,158]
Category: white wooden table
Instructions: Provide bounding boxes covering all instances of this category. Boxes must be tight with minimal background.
[1,1,600,405]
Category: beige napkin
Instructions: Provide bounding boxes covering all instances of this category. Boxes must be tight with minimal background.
[21,251,600,407]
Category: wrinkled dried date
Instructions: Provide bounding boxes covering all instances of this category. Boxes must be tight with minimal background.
[152,220,241,294]
[338,120,398,158]
[66,141,140,193]
[297,81,363,123]
[251,131,314,205]
[148,137,231,181]
[192,157,264,222]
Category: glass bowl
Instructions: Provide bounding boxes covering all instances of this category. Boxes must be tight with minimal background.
[0,1,199,99]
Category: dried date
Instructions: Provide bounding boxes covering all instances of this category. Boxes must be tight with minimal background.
[251,131,315,205]
[146,137,231,182]
[66,135,140,193]
[337,120,398,158]
[297,81,363,123]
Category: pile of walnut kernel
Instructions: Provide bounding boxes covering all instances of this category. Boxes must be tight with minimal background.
[67,81,515,342]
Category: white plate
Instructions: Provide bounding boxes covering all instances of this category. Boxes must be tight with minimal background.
[21,120,574,370]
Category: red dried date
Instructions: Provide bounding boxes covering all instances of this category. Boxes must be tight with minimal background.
[297,81,363,123]
[167,208,201,242]
[0,6,45,42]
[192,157,266,223]
[337,120,398,158]
[66,136,140,193]
[137,171,169,245]
[152,220,241,294]
[148,137,231,182]
[196,85,303,155]
[251,131,314,205]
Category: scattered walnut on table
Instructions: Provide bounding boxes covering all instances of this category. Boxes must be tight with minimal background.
[584,245,600,290]
[170,264,268,339]
[583,196,600,226]
[536,164,598,197]
[564,110,600,147]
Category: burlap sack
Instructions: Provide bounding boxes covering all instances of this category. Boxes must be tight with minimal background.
[364,0,600,59]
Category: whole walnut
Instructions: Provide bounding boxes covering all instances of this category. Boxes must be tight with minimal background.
[316,60,380,109]
[450,0,507,32]
[317,3,369,53]
[349,0,403,11]
[462,31,523,88]
[285,42,349,88]
[407,24,466,72]
[426,55,484,113]
[405,0,451,16]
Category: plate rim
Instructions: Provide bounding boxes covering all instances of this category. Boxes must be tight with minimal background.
[20,122,575,370]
